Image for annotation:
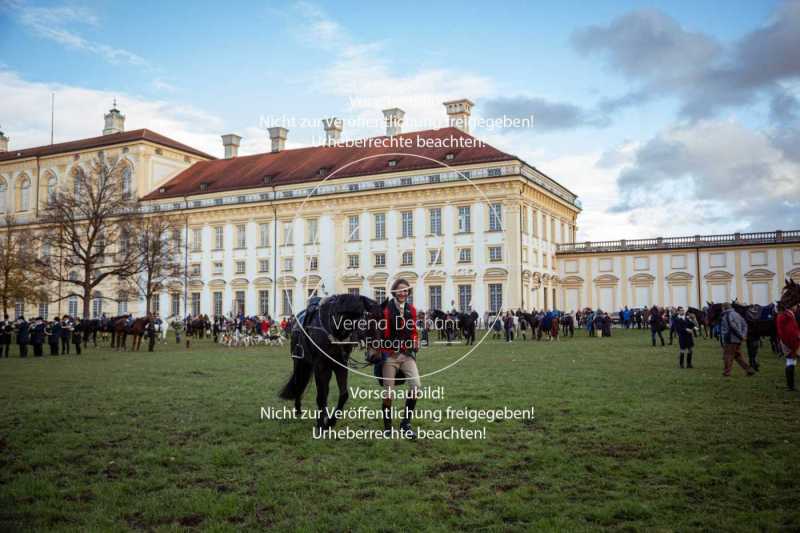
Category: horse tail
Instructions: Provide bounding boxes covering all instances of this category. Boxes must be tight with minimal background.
[279,359,313,401]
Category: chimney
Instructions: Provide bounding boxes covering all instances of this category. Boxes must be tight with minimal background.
[0,128,8,152]
[382,108,405,136]
[322,117,342,145]
[443,98,474,133]
[268,127,288,153]
[221,134,241,159]
[103,100,125,135]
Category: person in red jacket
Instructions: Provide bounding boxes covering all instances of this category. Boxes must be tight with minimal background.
[380,278,420,439]
[776,301,800,391]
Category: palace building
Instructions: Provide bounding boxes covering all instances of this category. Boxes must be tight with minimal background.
[2,101,797,319]
[0,100,580,319]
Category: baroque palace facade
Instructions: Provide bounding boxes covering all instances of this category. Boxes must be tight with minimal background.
[2,101,797,319]
[0,100,580,319]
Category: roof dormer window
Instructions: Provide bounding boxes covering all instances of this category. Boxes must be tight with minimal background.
[200,182,209,192]
[388,159,398,167]
[444,153,455,161]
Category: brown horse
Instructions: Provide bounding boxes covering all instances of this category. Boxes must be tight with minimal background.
[111,316,150,351]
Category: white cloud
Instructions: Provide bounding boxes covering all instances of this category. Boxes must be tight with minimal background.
[8,1,148,67]
[0,69,225,157]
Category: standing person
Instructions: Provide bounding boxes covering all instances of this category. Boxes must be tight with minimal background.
[60,315,71,354]
[0,314,11,358]
[31,318,45,357]
[504,311,514,342]
[17,316,30,357]
[649,306,665,347]
[673,307,695,368]
[491,313,502,339]
[776,301,799,391]
[48,318,62,356]
[719,303,755,377]
[146,315,156,353]
[379,278,420,439]
[71,318,83,355]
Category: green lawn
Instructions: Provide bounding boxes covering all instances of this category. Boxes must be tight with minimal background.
[1,329,798,532]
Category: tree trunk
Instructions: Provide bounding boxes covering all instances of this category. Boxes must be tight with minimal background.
[145,294,151,315]
[82,287,91,319]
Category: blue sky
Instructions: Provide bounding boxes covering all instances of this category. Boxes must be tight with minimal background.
[0,0,797,239]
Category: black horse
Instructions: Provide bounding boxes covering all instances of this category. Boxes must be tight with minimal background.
[687,306,708,338]
[279,294,381,429]
[456,311,478,345]
[429,309,456,344]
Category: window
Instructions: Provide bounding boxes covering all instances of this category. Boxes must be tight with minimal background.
[171,293,180,317]
[634,256,649,271]
[214,226,224,250]
[522,246,528,263]
[92,293,103,319]
[259,223,270,247]
[259,259,270,273]
[348,183,359,192]
[565,260,578,274]
[190,263,201,277]
[374,213,386,239]
[282,289,293,316]
[489,283,503,313]
[487,167,501,177]
[374,253,386,268]
[306,219,318,244]
[72,167,83,197]
[213,292,223,317]
[458,248,472,263]
[750,251,767,267]
[521,206,529,233]
[191,293,200,317]
[19,177,31,211]
[374,287,386,302]
[0,179,6,212]
[401,211,413,238]
[282,257,293,271]
[348,215,360,241]
[710,253,726,268]
[532,209,538,236]
[39,302,49,320]
[122,166,132,199]
[235,291,245,315]
[428,249,442,265]
[489,203,502,231]
[401,251,413,266]
[172,228,182,250]
[598,258,613,272]
[347,254,359,269]
[47,175,57,204]
[400,177,412,186]
[551,219,556,242]
[308,256,319,271]
[236,224,246,248]
[152,296,160,316]
[429,174,441,183]
[429,208,442,235]
[236,261,246,275]
[191,228,202,252]
[671,255,687,270]
[348,287,360,296]
[14,299,24,319]
[458,285,472,312]
[259,290,270,316]
[489,246,502,262]
[375,180,385,188]
[68,296,78,317]
[213,262,223,275]
[429,286,442,310]
[458,206,471,233]
[282,221,294,245]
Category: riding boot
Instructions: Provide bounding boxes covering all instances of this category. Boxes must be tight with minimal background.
[679,353,684,368]
[786,365,796,391]
[686,351,693,368]
[382,404,392,436]
[400,398,417,440]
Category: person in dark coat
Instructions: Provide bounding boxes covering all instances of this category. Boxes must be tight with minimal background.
[71,319,83,355]
[60,315,71,354]
[0,314,11,358]
[17,316,30,358]
[49,318,62,356]
[673,307,695,368]
[649,306,665,347]
[31,318,46,357]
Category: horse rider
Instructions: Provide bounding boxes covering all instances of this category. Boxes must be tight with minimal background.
[378,278,420,439]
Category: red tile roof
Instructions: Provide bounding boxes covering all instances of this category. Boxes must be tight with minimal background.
[0,128,216,162]
[142,127,517,200]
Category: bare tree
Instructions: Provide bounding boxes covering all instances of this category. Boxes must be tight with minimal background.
[35,154,142,319]
[128,215,184,315]
[0,214,44,315]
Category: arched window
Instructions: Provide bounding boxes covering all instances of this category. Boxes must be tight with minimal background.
[0,178,6,213]
[72,167,84,197]
[47,174,57,204]
[121,164,132,199]
[18,176,31,211]
[92,291,103,319]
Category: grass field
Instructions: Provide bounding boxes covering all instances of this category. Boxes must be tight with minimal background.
[1,328,798,532]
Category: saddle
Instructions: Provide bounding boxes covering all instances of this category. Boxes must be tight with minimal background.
[745,305,762,322]
[290,299,323,361]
